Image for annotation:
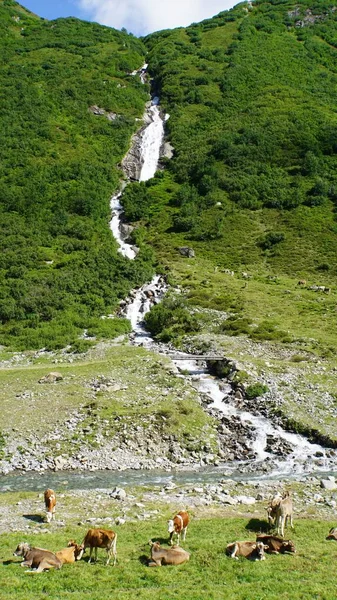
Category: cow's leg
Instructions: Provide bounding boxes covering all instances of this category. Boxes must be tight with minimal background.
[176,533,180,547]
[230,543,239,559]
[290,513,294,529]
[182,526,187,542]
[106,549,111,566]
[21,560,32,568]
[148,559,162,567]
[94,547,98,563]
[88,547,93,563]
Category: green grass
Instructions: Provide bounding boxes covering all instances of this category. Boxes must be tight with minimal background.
[0,516,336,599]
[0,344,218,461]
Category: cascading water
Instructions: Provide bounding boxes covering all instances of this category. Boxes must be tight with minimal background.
[139,97,164,182]
[109,66,336,480]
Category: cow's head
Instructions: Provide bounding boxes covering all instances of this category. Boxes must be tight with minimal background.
[282,540,296,553]
[255,542,267,560]
[167,519,175,533]
[67,540,84,560]
[149,541,160,552]
[13,542,30,557]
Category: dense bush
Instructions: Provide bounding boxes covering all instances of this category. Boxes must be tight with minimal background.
[144,294,201,342]
[0,3,151,349]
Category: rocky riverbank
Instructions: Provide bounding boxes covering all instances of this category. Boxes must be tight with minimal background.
[1,475,337,535]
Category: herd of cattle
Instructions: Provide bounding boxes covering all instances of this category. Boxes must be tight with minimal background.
[11,488,337,572]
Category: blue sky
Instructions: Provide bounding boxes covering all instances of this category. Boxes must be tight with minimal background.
[21,0,238,36]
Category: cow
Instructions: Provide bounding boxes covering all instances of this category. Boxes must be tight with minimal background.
[326,527,337,541]
[256,534,296,554]
[297,280,307,286]
[148,541,190,567]
[13,542,62,573]
[55,540,84,564]
[274,492,294,537]
[266,492,283,527]
[226,541,267,561]
[82,528,117,565]
[167,511,189,546]
[44,488,56,523]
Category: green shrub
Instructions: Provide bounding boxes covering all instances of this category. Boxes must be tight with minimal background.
[245,383,269,399]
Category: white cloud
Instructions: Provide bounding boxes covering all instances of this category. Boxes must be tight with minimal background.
[77,0,237,36]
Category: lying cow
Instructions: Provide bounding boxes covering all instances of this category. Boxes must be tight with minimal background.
[256,534,296,554]
[148,541,190,567]
[13,542,62,573]
[82,528,117,565]
[226,541,267,561]
[55,540,84,564]
[168,510,189,546]
[44,488,56,523]
[326,527,337,541]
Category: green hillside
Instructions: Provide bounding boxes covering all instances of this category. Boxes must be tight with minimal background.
[0,0,151,350]
[123,0,337,351]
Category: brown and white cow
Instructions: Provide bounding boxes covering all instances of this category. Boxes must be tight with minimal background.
[82,528,117,565]
[226,540,267,561]
[256,534,296,554]
[167,511,189,546]
[326,527,337,541]
[13,542,62,573]
[55,540,84,564]
[44,488,56,523]
[148,541,190,567]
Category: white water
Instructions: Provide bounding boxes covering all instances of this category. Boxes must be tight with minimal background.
[139,97,164,182]
[109,190,137,259]
[107,70,335,479]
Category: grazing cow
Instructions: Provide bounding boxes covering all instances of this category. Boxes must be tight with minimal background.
[274,492,294,537]
[226,541,267,561]
[297,280,307,286]
[82,528,117,565]
[13,542,62,573]
[256,534,296,554]
[167,511,189,546]
[326,527,337,541]
[55,540,84,564]
[148,541,190,567]
[266,492,283,527]
[44,488,56,523]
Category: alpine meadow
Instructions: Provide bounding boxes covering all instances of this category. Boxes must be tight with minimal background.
[0,1,337,599]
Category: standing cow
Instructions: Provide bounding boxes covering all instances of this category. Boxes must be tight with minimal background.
[167,511,189,546]
[44,488,56,523]
[82,528,117,565]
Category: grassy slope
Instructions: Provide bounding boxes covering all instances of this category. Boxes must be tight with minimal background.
[0,343,217,465]
[131,0,337,349]
[0,514,336,599]
[0,1,153,350]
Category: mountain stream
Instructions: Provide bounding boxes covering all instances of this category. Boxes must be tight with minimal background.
[1,71,335,493]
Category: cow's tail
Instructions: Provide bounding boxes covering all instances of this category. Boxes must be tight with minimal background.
[112,533,117,566]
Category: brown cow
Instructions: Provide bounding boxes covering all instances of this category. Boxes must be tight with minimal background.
[148,541,190,567]
[226,540,267,561]
[55,540,84,564]
[13,542,62,573]
[256,534,296,554]
[82,528,117,565]
[167,511,189,546]
[274,492,294,537]
[266,492,283,527]
[44,488,56,523]
[326,527,337,541]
